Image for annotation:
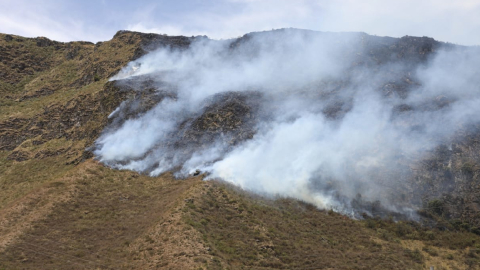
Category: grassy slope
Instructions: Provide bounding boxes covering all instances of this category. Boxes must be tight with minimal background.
[0,31,144,209]
[0,32,480,270]
[177,181,480,270]
[0,160,200,269]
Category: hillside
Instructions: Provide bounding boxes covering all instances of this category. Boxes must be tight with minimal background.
[1,30,480,270]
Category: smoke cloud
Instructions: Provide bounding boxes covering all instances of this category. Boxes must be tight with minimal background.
[94,29,480,217]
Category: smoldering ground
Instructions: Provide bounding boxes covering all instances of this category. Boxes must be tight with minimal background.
[94,29,480,217]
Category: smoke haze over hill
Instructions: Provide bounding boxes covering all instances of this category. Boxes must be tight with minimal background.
[94,29,480,216]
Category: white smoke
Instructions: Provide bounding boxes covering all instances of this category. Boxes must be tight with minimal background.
[94,29,480,216]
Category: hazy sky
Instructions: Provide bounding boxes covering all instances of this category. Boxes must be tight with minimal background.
[1,0,479,45]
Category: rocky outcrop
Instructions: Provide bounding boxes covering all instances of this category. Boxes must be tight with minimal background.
[0,31,197,155]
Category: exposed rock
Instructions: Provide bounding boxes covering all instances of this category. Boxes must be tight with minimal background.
[6,150,30,161]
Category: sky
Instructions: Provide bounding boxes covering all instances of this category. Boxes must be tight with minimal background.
[1,0,479,46]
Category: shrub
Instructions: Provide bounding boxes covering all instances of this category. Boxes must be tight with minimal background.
[405,248,424,263]
[427,199,444,216]
[461,162,475,174]
[395,222,413,237]
[422,246,438,256]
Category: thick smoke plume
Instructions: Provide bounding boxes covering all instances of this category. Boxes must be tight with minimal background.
[94,29,480,217]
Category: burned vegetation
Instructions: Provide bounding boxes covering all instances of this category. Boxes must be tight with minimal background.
[98,29,480,225]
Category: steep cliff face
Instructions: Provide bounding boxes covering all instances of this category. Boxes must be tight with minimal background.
[1,30,480,269]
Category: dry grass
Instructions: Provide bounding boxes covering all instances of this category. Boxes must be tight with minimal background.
[0,31,145,121]
[181,181,421,270]
[0,160,199,270]
[0,150,75,208]
[364,216,480,269]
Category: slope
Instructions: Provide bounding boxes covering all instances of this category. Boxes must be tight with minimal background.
[0,30,480,270]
